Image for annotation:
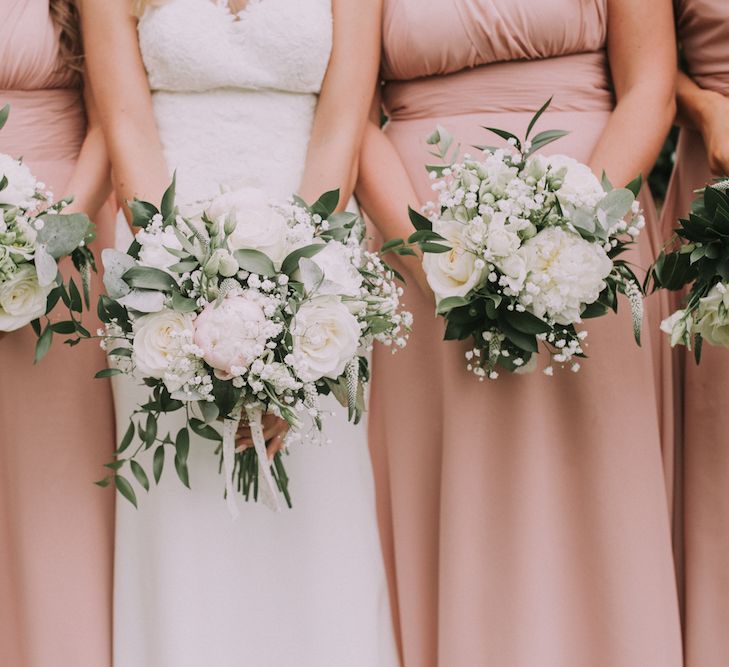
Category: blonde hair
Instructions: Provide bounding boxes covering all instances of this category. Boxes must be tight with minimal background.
[49,0,83,75]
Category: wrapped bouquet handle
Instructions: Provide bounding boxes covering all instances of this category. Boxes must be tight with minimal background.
[245,406,283,512]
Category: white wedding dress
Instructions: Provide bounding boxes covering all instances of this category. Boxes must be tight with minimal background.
[111,1,399,665]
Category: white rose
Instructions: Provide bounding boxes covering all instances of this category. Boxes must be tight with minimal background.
[520,226,612,325]
[307,241,363,297]
[206,188,290,268]
[193,293,271,379]
[0,154,38,208]
[291,295,360,382]
[132,310,196,382]
[424,219,485,301]
[695,283,729,347]
[497,252,527,294]
[136,225,183,273]
[547,154,605,208]
[0,265,51,331]
[484,216,521,258]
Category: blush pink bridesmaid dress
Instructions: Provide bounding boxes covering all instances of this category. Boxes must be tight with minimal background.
[0,2,116,665]
[369,1,682,665]
[662,1,729,664]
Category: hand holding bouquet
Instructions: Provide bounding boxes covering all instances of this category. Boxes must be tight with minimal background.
[0,105,96,361]
[97,179,410,511]
[652,179,729,359]
[386,99,645,379]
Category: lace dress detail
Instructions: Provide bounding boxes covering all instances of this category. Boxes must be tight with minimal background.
[138,0,332,202]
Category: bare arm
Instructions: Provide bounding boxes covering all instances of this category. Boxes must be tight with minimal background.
[79,0,169,214]
[676,70,729,175]
[588,0,677,186]
[355,92,431,294]
[297,0,382,206]
[62,78,113,218]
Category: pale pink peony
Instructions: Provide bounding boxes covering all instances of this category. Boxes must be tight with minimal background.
[193,294,269,379]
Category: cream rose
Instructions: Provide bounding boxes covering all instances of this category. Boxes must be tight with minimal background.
[694,283,729,347]
[133,310,196,381]
[291,295,360,382]
[193,293,270,379]
[206,188,290,268]
[0,265,51,331]
[0,155,38,209]
[424,219,485,301]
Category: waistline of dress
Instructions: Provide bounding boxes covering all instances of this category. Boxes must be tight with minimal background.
[383,51,614,121]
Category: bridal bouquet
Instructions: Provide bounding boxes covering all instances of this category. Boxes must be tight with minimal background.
[652,179,729,359]
[0,105,96,361]
[387,99,645,379]
[96,179,410,510]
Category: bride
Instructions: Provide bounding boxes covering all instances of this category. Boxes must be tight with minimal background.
[80,0,399,665]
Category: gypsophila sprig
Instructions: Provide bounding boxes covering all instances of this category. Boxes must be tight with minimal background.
[0,104,97,362]
[651,178,729,361]
[385,98,645,379]
[96,178,410,511]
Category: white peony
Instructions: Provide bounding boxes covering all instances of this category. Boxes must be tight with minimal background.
[0,264,51,331]
[132,310,197,385]
[307,241,363,297]
[547,154,605,209]
[0,154,38,209]
[519,226,612,325]
[136,225,183,273]
[291,295,360,382]
[193,293,271,379]
[694,283,729,348]
[424,219,485,301]
[206,188,290,268]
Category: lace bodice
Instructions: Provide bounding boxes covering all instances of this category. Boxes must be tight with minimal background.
[134,0,333,206]
[139,0,332,94]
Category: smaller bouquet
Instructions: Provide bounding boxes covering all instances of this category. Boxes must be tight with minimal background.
[0,105,96,361]
[96,179,410,511]
[386,99,645,379]
[652,179,729,359]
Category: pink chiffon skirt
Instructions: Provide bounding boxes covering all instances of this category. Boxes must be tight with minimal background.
[370,56,682,666]
[0,89,116,667]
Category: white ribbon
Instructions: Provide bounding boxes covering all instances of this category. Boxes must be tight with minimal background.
[222,405,242,519]
[245,405,282,512]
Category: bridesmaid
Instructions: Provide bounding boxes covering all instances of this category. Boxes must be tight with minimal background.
[356,0,682,665]
[662,1,729,664]
[0,2,116,665]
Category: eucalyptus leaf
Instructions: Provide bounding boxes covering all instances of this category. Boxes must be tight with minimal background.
[117,289,166,313]
[175,428,190,463]
[171,291,198,312]
[310,189,340,218]
[281,243,325,276]
[234,249,276,277]
[36,213,94,259]
[101,249,136,298]
[123,266,178,292]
